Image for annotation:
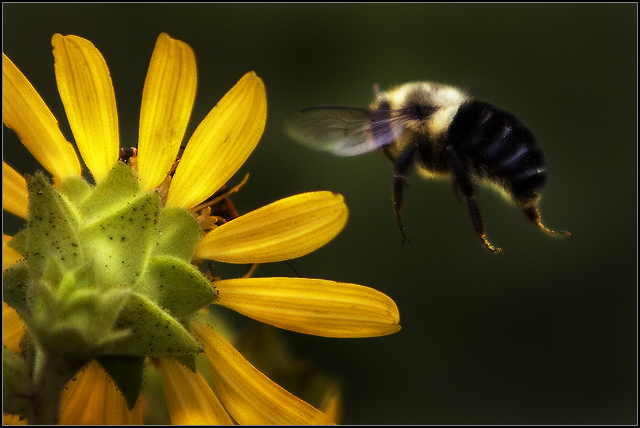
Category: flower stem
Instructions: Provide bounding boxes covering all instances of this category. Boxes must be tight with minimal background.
[27,351,86,425]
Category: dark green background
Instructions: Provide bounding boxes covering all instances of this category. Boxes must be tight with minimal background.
[3,4,636,424]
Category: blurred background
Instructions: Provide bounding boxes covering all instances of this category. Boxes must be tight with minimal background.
[3,4,636,424]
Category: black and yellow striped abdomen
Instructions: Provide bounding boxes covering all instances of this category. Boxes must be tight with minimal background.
[446,100,546,206]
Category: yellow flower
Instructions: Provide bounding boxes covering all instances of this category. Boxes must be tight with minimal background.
[2,33,400,424]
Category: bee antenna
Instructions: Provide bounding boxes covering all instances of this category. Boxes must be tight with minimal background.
[373,83,382,97]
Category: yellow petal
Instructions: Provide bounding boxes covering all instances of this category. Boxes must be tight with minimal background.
[157,357,233,425]
[196,191,348,263]
[215,277,401,338]
[166,72,266,208]
[318,385,344,424]
[3,302,25,353]
[2,54,81,182]
[138,33,197,191]
[3,235,24,271]
[2,163,28,219]
[3,413,25,425]
[191,321,333,425]
[59,361,145,425]
[52,34,119,183]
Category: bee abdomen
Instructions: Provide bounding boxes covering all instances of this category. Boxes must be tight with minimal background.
[447,100,547,203]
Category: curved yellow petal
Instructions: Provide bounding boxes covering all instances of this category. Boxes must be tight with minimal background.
[2,54,81,182]
[2,163,28,219]
[3,302,25,353]
[215,277,401,338]
[196,191,348,263]
[138,33,196,191]
[191,322,333,425]
[52,34,119,183]
[157,357,233,425]
[3,235,24,271]
[59,361,145,424]
[166,72,266,208]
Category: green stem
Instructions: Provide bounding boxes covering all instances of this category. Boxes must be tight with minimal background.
[27,352,85,425]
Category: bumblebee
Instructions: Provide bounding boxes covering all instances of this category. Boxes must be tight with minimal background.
[285,81,569,253]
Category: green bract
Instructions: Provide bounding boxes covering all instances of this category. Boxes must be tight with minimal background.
[4,162,216,408]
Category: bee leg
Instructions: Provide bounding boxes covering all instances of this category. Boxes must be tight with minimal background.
[393,175,410,244]
[391,143,418,244]
[521,204,571,237]
[446,146,505,254]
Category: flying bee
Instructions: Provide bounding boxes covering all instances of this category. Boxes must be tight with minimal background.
[285,81,569,253]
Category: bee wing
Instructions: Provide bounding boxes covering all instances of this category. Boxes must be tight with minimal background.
[285,106,398,157]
